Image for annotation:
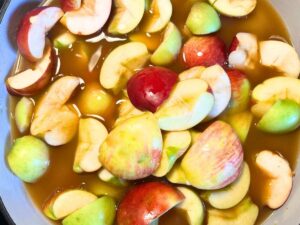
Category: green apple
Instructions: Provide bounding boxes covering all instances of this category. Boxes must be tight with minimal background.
[15,97,34,133]
[186,2,221,35]
[257,99,300,133]
[62,196,116,225]
[151,22,182,66]
[7,136,49,183]
[166,163,190,185]
[53,31,76,49]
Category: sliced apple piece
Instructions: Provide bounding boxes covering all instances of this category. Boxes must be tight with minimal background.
[190,130,202,144]
[155,79,214,131]
[256,150,293,209]
[100,42,150,94]
[61,0,112,35]
[260,40,300,78]
[251,102,273,118]
[43,189,97,220]
[98,168,128,187]
[181,121,243,190]
[151,22,182,66]
[143,0,173,33]
[153,130,191,177]
[179,66,206,81]
[6,45,53,96]
[61,0,82,12]
[108,0,145,34]
[208,0,257,17]
[117,182,184,225]
[53,31,77,49]
[15,97,34,133]
[17,7,63,62]
[166,163,191,186]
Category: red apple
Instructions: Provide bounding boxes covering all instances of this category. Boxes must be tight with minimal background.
[127,67,178,113]
[17,7,64,62]
[117,182,184,225]
[61,0,81,12]
[181,36,227,68]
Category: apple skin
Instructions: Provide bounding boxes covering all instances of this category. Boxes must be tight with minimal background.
[127,67,178,113]
[61,0,81,12]
[181,36,227,68]
[117,182,184,225]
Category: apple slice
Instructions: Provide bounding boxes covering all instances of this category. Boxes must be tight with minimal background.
[190,130,202,144]
[208,0,257,17]
[43,189,97,220]
[108,0,145,34]
[98,168,128,187]
[256,150,293,209]
[17,7,63,62]
[155,79,214,131]
[61,0,112,35]
[181,121,243,190]
[251,102,273,118]
[143,0,173,33]
[166,163,191,186]
[260,40,300,78]
[15,97,34,133]
[61,0,82,12]
[117,182,184,225]
[100,42,150,94]
[177,187,205,225]
[179,66,206,81]
[153,130,191,177]
[6,45,54,96]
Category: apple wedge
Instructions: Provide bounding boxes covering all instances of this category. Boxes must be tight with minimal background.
[6,45,54,96]
[15,97,34,133]
[61,0,82,12]
[166,163,191,186]
[108,0,145,34]
[43,189,97,220]
[208,0,257,17]
[17,7,63,62]
[73,118,108,173]
[98,168,128,187]
[260,40,300,78]
[61,0,112,35]
[153,130,191,177]
[100,42,150,94]
[155,79,214,131]
[143,0,173,33]
[251,102,273,118]
[179,66,206,81]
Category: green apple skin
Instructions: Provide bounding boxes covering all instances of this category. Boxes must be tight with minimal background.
[186,2,221,35]
[62,196,116,225]
[7,136,50,183]
[257,99,300,134]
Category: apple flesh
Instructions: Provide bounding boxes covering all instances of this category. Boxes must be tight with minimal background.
[179,66,206,81]
[98,168,128,187]
[61,0,82,12]
[166,163,191,186]
[117,182,184,225]
[15,97,34,133]
[17,7,63,62]
[127,66,178,113]
[181,121,243,190]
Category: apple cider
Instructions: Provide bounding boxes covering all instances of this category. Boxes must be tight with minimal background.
[6,0,300,224]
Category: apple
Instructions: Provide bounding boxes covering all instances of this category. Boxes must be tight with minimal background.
[73,118,108,173]
[100,42,150,94]
[17,7,63,62]
[179,66,206,81]
[53,31,77,49]
[251,102,273,118]
[62,196,116,225]
[61,0,82,12]
[7,136,49,183]
[61,0,112,35]
[228,33,258,70]
[108,0,145,34]
[99,112,163,180]
[202,162,250,209]
[181,121,243,190]
[181,36,227,68]
[166,163,191,186]
[117,182,184,225]
[151,22,182,66]
[190,130,202,144]
[127,66,178,113]
[208,0,257,17]
[30,76,81,146]
[155,79,214,131]
[6,45,54,96]
[43,189,97,220]
[255,150,293,209]
[186,2,221,35]
[98,168,128,187]
[153,130,191,177]
[14,97,34,133]
[260,40,300,78]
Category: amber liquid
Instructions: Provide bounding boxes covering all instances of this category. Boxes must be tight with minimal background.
[8,0,299,224]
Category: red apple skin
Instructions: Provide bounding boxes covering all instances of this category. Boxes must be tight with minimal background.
[60,0,81,12]
[127,67,178,113]
[181,36,227,68]
[117,182,184,225]
[229,36,239,53]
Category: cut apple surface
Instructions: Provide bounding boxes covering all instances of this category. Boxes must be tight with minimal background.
[108,0,145,34]
[17,6,63,62]
[260,40,300,78]
[43,189,97,220]
[166,163,190,186]
[100,42,150,94]
[98,168,128,187]
[155,79,214,131]
[61,0,82,12]
[7,45,54,96]
[61,0,112,35]
[179,66,206,81]
[15,97,34,133]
